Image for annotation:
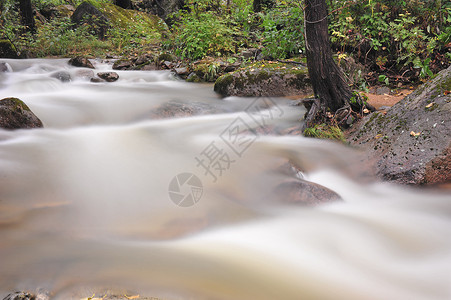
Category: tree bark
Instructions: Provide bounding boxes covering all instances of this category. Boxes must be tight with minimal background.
[115,0,131,9]
[19,0,36,34]
[304,0,351,114]
[253,0,262,12]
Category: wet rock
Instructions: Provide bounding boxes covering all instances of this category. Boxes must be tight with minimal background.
[0,39,19,59]
[2,291,49,300]
[50,71,71,82]
[90,77,105,83]
[186,72,202,83]
[140,63,157,71]
[161,60,174,69]
[174,67,189,76]
[0,98,43,129]
[97,71,119,82]
[347,65,451,185]
[214,61,311,97]
[0,62,10,72]
[113,59,134,70]
[273,180,342,205]
[112,54,155,71]
[68,56,95,69]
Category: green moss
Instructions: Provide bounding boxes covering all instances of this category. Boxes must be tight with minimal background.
[214,73,233,94]
[0,98,32,112]
[86,0,167,35]
[158,53,174,62]
[0,40,18,58]
[303,123,346,142]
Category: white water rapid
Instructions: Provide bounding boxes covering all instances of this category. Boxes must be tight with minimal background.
[0,59,450,300]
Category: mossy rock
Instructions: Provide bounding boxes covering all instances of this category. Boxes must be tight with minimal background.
[347,65,451,185]
[0,98,43,129]
[214,60,311,97]
[72,1,167,40]
[0,40,19,58]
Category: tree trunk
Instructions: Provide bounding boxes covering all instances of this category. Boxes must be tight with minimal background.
[115,0,131,9]
[19,0,36,34]
[304,0,352,118]
[253,0,261,12]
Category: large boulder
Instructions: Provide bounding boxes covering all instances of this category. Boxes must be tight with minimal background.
[134,0,184,25]
[214,61,311,97]
[0,40,19,58]
[71,1,110,39]
[71,1,168,40]
[347,65,451,185]
[0,98,43,129]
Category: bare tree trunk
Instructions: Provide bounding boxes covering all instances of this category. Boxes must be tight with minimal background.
[115,0,131,9]
[19,0,36,34]
[304,0,352,120]
[253,0,261,12]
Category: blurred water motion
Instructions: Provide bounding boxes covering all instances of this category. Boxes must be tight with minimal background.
[0,59,450,300]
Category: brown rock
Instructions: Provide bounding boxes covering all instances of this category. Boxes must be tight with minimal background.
[0,98,43,129]
[347,65,451,185]
[97,72,119,82]
[68,56,95,69]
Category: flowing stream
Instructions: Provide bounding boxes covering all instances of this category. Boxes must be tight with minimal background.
[0,59,450,300]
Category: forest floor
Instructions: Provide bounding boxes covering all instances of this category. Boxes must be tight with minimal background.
[364,88,413,110]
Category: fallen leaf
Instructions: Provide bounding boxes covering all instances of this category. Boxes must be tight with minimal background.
[363,108,370,114]
[410,131,421,137]
[125,295,140,300]
[375,134,382,139]
[425,102,434,108]
[444,91,450,95]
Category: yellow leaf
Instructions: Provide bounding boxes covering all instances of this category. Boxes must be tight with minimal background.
[425,102,434,108]
[375,134,382,139]
[410,131,421,137]
[125,295,140,299]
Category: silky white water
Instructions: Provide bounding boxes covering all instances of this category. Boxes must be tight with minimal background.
[0,59,450,300]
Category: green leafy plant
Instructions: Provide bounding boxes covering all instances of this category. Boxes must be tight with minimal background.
[260,4,304,59]
[378,74,389,85]
[171,11,239,60]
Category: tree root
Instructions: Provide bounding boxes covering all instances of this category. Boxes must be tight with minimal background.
[301,92,375,132]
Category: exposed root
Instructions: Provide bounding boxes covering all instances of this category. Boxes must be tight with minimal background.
[302,92,375,131]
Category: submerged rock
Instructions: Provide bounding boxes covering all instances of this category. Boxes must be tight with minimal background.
[150,101,222,119]
[273,180,342,205]
[0,98,43,129]
[347,65,451,185]
[50,71,71,82]
[214,61,311,97]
